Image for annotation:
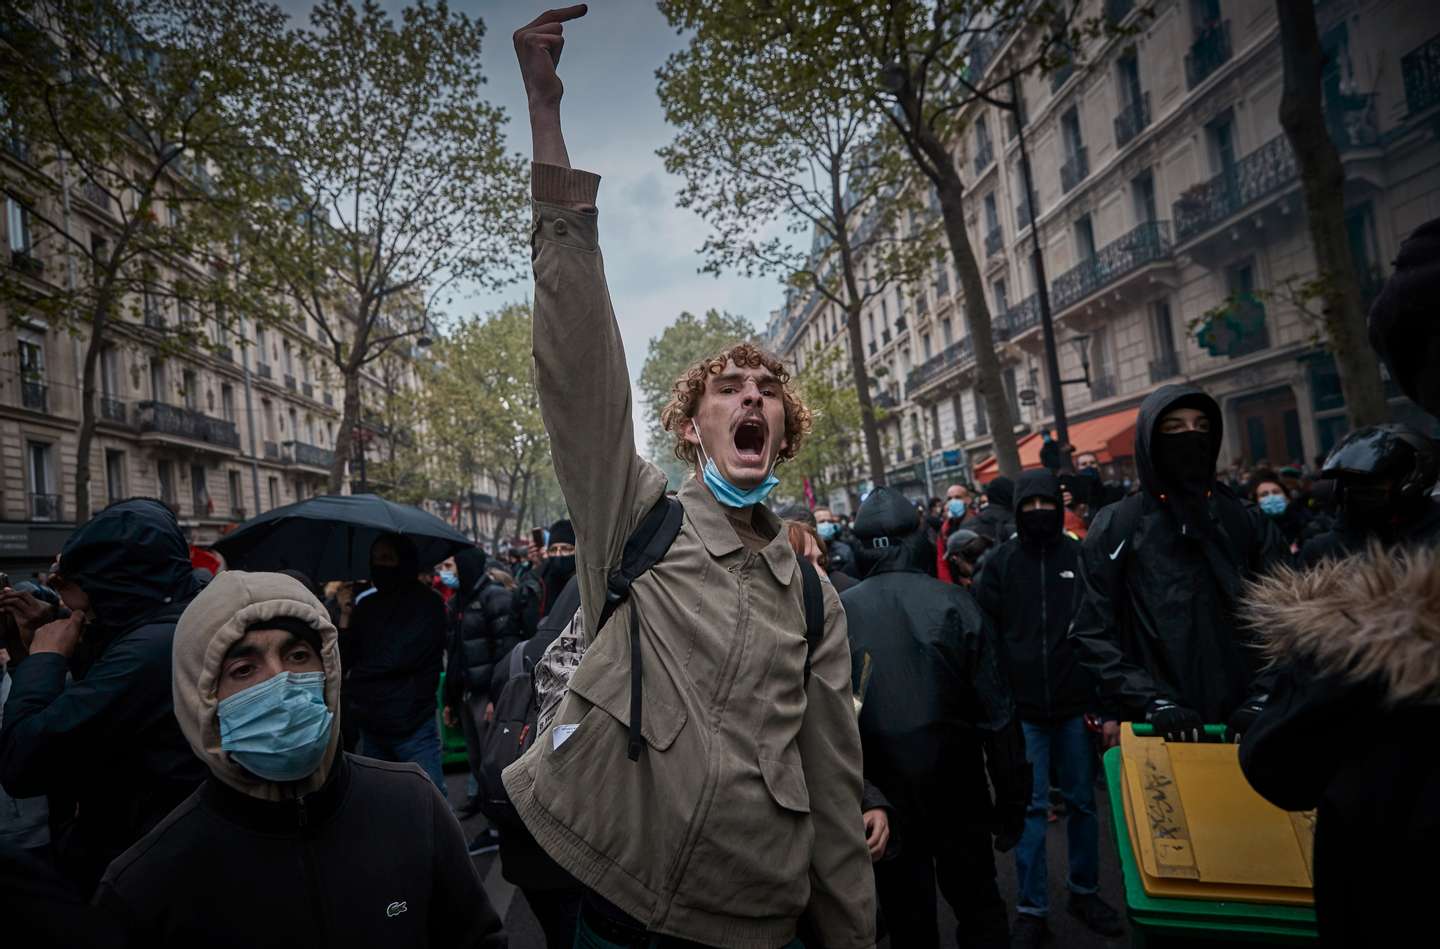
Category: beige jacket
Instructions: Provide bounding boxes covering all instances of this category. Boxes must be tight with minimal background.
[504,165,875,949]
[171,571,343,800]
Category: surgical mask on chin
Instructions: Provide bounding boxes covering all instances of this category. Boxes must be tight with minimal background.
[817,521,839,541]
[1258,494,1288,517]
[695,429,779,508]
[218,670,333,783]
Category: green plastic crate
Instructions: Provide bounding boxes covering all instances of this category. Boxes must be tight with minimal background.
[437,673,469,769]
[1102,746,1318,946]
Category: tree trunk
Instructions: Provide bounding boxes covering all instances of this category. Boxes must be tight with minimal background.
[844,303,888,488]
[330,369,362,492]
[1275,0,1387,428]
[72,330,104,524]
[932,160,1022,479]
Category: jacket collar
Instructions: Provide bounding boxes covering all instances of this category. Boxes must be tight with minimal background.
[202,752,352,833]
[678,477,796,586]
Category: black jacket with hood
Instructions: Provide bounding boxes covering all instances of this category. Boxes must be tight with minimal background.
[974,471,1096,723]
[0,498,207,895]
[94,571,506,949]
[839,488,1028,841]
[1068,385,1291,722]
[1238,549,1440,948]
[444,548,522,708]
[342,537,448,737]
[970,476,1016,545]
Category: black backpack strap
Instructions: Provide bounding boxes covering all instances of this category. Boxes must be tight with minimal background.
[598,495,685,762]
[798,558,825,686]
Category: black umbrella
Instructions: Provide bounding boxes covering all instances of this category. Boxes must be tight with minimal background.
[210,493,473,582]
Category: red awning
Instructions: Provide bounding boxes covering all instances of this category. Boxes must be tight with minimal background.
[972,408,1137,484]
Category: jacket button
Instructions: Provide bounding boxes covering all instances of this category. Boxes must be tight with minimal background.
[553,218,569,236]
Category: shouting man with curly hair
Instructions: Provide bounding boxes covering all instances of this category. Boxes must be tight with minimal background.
[502,8,877,949]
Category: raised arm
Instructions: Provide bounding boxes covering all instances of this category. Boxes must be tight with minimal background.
[513,6,666,635]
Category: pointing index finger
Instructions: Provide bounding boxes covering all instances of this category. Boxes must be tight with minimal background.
[521,4,587,31]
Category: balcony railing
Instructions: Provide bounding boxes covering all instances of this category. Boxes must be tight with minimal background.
[135,401,240,450]
[20,380,46,411]
[215,345,233,363]
[1090,373,1118,401]
[872,391,898,410]
[1050,59,1076,93]
[284,373,297,391]
[1173,135,1298,243]
[973,138,995,176]
[323,391,334,408]
[882,328,892,346]
[1114,91,1151,149]
[256,362,272,379]
[143,309,164,330]
[288,441,334,469]
[302,381,314,399]
[30,493,62,521]
[1002,293,1042,338]
[1060,147,1089,194]
[908,337,975,393]
[1401,33,1440,115]
[1149,351,1182,383]
[100,396,127,423]
[11,250,43,277]
[1105,0,1135,23]
[984,226,1003,257]
[264,440,280,460]
[1186,20,1231,89]
[1050,220,1174,312]
[81,180,111,210]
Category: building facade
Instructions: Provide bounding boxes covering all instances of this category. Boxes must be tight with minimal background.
[771,0,1440,510]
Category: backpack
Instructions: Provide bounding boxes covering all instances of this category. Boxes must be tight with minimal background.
[476,495,826,824]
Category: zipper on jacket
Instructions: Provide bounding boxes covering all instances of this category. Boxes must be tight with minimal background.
[1040,547,1051,721]
[296,792,327,948]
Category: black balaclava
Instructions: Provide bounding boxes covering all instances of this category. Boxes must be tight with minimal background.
[1014,471,1064,545]
[1154,430,1215,497]
[369,533,418,592]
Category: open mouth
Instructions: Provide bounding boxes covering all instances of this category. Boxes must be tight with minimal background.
[733,417,768,464]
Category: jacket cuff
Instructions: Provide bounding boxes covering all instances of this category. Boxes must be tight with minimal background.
[531,162,600,209]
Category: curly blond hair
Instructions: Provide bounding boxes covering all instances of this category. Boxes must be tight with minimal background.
[660,342,812,468]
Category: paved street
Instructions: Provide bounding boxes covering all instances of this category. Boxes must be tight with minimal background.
[448,771,1131,948]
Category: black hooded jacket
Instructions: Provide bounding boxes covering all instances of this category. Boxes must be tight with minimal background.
[444,549,522,708]
[1068,385,1291,722]
[0,499,207,895]
[840,488,1028,837]
[974,472,1095,722]
[970,476,1016,545]
[343,537,448,737]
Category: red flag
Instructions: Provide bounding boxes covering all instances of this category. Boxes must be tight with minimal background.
[803,477,816,510]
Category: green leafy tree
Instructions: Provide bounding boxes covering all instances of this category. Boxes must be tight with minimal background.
[777,344,865,509]
[637,308,756,486]
[657,6,941,489]
[0,0,290,522]
[241,0,529,491]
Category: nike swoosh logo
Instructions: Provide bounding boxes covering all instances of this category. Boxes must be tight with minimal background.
[1109,539,1126,560]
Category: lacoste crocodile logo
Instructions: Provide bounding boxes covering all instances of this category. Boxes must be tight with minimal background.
[386,901,408,919]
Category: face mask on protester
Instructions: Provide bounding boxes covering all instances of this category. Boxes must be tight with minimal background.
[544,555,576,578]
[946,499,966,518]
[695,427,779,508]
[1017,507,1063,541]
[1154,431,1214,493]
[817,522,839,541]
[438,570,459,589]
[218,671,332,783]
[1258,494,1288,517]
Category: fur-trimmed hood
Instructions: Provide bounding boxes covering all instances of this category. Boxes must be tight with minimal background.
[1243,546,1440,706]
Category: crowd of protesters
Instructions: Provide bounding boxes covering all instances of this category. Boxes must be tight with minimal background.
[1,7,1437,949]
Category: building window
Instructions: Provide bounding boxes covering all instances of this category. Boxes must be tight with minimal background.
[150,359,167,402]
[181,369,198,410]
[941,318,953,347]
[951,393,966,442]
[28,441,56,520]
[973,390,989,436]
[1132,170,1157,224]
[1074,215,1096,262]
[992,278,1009,315]
[221,384,236,423]
[929,403,942,450]
[1207,112,1237,176]
[6,197,33,254]
[18,334,45,411]
[105,450,126,504]
[921,333,932,361]
[228,469,243,515]
[268,476,281,510]
[101,345,120,398]
[157,459,177,507]
[190,463,209,516]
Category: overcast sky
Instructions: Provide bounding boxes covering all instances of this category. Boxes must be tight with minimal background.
[280,1,783,449]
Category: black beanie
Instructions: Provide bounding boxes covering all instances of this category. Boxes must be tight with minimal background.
[547,519,576,547]
[1369,217,1440,418]
[986,476,1015,510]
[243,615,323,653]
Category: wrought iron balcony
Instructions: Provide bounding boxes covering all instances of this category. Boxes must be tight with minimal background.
[287,441,334,469]
[1090,373,1118,401]
[973,138,995,176]
[1060,147,1089,194]
[323,391,335,408]
[1051,59,1076,93]
[1114,91,1151,149]
[30,493,62,521]
[1401,34,1440,115]
[81,180,111,210]
[1186,20,1231,89]
[11,250,43,276]
[985,226,1003,257]
[20,380,46,412]
[1326,92,1379,150]
[300,381,313,399]
[908,337,975,394]
[1050,220,1174,313]
[3,132,29,164]
[256,361,272,380]
[136,401,240,449]
[143,309,164,330]
[872,391,898,410]
[284,373,297,391]
[1002,293,1042,338]
[100,396,128,423]
[263,440,280,460]
[1172,135,1298,243]
[1149,350,1182,384]
[215,346,233,363]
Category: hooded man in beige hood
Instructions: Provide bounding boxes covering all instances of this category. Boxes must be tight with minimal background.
[94,571,506,949]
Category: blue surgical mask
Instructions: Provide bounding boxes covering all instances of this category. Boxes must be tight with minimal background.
[696,429,779,508]
[946,499,966,518]
[817,522,839,541]
[438,570,459,589]
[218,670,333,783]
[1258,494,1288,517]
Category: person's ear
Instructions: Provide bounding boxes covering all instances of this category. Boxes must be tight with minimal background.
[681,416,700,447]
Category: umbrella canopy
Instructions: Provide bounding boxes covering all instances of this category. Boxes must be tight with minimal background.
[210,494,473,582]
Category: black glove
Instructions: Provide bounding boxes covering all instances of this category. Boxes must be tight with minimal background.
[1225,699,1267,744]
[1146,699,1204,742]
[983,718,1031,853]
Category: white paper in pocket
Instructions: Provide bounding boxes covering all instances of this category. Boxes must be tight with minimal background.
[553,724,579,750]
